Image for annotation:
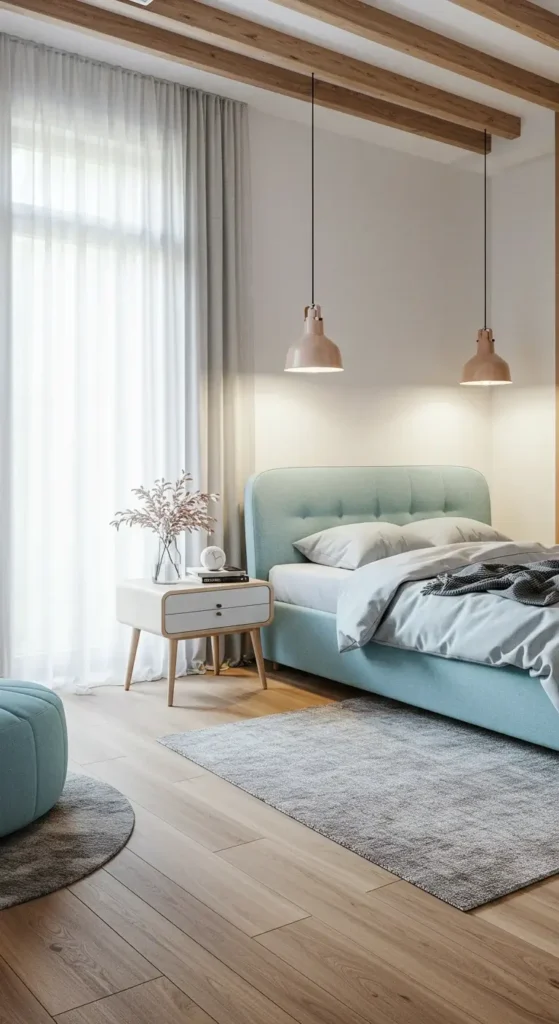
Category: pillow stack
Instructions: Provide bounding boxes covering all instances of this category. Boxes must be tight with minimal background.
[294,517,510,571]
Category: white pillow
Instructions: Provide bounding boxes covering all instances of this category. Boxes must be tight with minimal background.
[293,521,430,570]
[402,516,510,546]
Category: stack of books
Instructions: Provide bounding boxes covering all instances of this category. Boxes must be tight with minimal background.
[187,566,249,584]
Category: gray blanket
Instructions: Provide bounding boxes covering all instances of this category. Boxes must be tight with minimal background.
[423,558,559,606]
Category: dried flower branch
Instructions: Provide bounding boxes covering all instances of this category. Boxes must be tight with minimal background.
[111,472,219,540]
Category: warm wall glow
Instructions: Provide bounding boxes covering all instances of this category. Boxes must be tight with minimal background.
[253,379,492,476]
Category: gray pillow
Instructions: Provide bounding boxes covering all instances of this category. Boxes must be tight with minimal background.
[294,521,430,570]
[402,516,510,546]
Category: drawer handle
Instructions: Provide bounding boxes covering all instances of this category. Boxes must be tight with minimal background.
[216,603,222,608]
[216,611,222,617]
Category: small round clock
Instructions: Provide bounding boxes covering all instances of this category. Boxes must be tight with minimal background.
[200,546,226,571]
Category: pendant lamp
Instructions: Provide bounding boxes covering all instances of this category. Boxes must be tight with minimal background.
[285,74,343,373]
[460,132,511,387]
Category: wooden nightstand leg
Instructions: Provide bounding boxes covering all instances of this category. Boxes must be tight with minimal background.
[250,629,267,690]
[211,635,221,676]
[168,638,178,707]
[124,628,141,691]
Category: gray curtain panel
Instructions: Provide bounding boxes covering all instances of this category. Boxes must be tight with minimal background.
[184,90,254,662]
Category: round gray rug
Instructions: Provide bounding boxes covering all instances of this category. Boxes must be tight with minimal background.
[0,772,135,910]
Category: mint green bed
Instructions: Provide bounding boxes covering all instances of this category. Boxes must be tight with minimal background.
[245,466,559,751]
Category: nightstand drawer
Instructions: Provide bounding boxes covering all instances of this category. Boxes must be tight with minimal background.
[165,601,270,635]
[165,585,269,617]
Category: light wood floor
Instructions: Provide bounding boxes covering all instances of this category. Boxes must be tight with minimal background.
[3,666,559,1024]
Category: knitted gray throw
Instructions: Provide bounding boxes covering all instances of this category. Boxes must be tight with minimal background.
[422,559,559,606]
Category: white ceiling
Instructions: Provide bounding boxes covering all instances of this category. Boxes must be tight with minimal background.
[0,0,556,169]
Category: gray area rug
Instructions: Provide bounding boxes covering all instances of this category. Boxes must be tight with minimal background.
[160,697,559,910]
[0,772,134,910]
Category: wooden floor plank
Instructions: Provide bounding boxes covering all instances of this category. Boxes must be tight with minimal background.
[474,878,559,959]
[54,977,214,1024]
[126,803,308,935]
[63,721,127,767]
[219,837,394,921]
[0,890,160,1016]
[0,954,55,1024]
[373,880,559,989]
[65,687,231,742]
[104,847,368,1024]
[258,916,478,1024]
[66,675,332,739]
[221,839,559,1024]
[63,700,207,778]
[181,774,394,889]
[358,888,559,1024]
[71,869,308,1024]
[87,756,260,851]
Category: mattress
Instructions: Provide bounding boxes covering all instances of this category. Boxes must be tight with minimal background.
[269,563,351,614]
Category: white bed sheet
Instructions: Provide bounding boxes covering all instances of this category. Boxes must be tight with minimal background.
[269,563,351,614]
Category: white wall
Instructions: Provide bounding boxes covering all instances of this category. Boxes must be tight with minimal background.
[249,109,492,483]
[490,155,555,543]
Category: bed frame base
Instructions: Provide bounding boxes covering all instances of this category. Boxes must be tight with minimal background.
[263,603,559,752]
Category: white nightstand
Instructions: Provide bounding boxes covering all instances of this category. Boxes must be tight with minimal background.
[116,578,274,706]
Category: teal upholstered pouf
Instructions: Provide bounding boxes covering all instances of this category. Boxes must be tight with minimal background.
[0,681,68,838]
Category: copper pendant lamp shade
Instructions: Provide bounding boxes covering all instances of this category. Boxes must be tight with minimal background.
[285,304,343,372]
[285,74,343,374]
[461,328,512,386]
[460,132,511,387]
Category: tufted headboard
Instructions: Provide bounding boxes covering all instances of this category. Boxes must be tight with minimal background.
[244,465,491,581]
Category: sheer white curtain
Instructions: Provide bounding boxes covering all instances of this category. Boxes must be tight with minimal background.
[0,35,251,688]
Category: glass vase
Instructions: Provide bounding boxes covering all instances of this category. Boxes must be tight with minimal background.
[153,535,182,584]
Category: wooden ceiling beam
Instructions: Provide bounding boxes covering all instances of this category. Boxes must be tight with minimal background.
[450,0,559,50]
[271,0,559,110]
[116,0,520,138]
[313,81,492,153]
[2,0,491,153]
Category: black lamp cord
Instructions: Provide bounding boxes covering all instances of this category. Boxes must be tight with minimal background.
[311,72,315,308]
[309,87,487,326]
[483,129,487,331]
